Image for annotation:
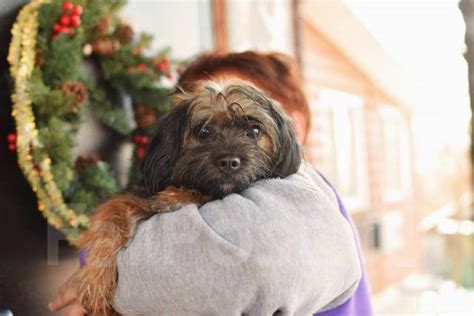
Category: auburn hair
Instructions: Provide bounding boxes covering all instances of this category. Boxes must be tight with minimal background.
[177,51,311,142]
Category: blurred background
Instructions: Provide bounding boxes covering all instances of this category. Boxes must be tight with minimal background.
[0,0,473,315]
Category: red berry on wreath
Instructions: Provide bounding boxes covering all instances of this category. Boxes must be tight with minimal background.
[7,133,16,143]
[133,135,143,144]
[133,135,150,145]
[72,5,83,16]
[60,15,71,26]
[61,26,73,35]
[63,1,73,12]
[53,23,62,33]
[157,58,169,72]
[132,47,143,56]
[137,63,146,72]
[136,147,145,159]
[71,15,81,27]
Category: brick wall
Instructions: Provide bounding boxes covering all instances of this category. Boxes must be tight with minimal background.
[301,18,420,293]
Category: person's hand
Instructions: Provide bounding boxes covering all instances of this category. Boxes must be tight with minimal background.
[49,276,87,315]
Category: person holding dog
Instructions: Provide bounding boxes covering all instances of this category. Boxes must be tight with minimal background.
[50,51,372,316]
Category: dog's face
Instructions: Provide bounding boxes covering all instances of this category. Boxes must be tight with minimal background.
[140,80,301,198]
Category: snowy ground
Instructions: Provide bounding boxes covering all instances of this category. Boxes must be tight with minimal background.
[372,274,474,316]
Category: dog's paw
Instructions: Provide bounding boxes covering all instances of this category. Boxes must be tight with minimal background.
[149,186,211,213]
[148,196,187,213]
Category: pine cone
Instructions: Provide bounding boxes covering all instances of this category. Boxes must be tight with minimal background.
[115,23,134,44]
[95,16,112,35]
[75,154,100,171]
[91,38,120,55]
[134,105,157,129]
[60,81,88,111]
[132,47,144,56]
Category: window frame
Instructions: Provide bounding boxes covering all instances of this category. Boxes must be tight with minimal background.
[379,106,413,203]
[315,88,370,212]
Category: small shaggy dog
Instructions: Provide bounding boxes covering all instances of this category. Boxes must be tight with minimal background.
[70,80,302,315]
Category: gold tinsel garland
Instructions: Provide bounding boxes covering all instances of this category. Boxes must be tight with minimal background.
[8,0,89,244]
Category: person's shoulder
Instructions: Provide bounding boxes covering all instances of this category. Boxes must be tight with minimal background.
[274,162,338,206]
[195,161,339,217]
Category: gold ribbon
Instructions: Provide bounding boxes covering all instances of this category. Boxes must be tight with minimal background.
[8,0,89,245]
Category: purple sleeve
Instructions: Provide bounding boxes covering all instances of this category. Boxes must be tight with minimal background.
[79,249,87,267]
[314,173,373,316]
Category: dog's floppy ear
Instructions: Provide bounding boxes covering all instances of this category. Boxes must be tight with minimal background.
[268,103,302,178]
[240,84,302,178]
[140,102,190,197]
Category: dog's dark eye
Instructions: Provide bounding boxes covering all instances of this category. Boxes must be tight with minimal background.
[247,124,262,138]
[197,126,211,140]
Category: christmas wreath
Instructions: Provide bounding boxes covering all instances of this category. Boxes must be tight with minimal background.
[8,0,176,244]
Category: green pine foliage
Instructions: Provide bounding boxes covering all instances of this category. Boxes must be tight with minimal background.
[132,87,171,117]
[37,2,63,42]
[69,189,97,214]
[29,70,77,120]
[52,161,76,193]
[75,160,119,203]
[38,117,75,192]
[38,117,74,163]
[42,34,84,86]
[89,87,133,135]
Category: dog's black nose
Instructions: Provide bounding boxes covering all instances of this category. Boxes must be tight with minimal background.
[216,156,241,172]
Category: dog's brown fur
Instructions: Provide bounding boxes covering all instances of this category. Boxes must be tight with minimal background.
[70,80,301,315]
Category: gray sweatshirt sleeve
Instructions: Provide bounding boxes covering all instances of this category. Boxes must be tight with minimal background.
[113,164,361,316]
